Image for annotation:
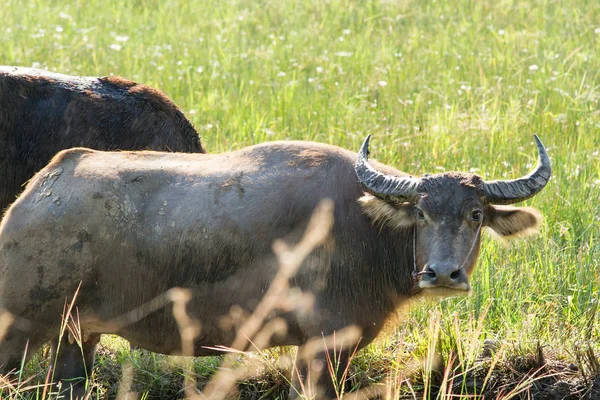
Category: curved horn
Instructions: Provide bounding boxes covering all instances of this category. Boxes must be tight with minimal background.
[355,135,420,202]
[483,134,551,205]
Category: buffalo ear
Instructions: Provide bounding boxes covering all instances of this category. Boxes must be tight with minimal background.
[358,194,414,230]
[485,205,542,239]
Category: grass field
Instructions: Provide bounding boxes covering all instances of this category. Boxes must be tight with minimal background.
[2,0,600,398]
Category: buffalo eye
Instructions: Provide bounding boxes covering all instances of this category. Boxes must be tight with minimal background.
[471,209,483,221]
[417,208,426,221]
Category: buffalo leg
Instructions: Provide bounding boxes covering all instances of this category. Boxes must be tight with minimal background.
[50,333,100,399]
[290,348,352,399]
[0,326,50,376]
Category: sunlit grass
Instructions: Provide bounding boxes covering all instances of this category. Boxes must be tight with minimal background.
[1,0,599,397]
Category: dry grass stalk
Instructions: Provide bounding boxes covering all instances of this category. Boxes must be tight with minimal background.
[199,199,335,399]
[116,361,137,400]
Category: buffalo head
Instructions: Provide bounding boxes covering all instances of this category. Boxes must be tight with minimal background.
[355,135,551,295]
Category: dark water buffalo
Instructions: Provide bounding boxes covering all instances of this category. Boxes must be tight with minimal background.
[0,66,204,213]
[0,136,550,398]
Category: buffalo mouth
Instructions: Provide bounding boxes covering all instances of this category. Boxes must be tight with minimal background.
[417,280,471,297]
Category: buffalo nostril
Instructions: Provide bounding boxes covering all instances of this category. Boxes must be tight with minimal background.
[419,263,469,290]
[422,266,436,279]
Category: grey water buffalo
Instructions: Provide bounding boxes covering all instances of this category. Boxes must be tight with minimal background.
[0,66,204,214]
[0,135,550,398]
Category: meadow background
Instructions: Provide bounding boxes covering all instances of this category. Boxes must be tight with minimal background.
[1,0,599,398]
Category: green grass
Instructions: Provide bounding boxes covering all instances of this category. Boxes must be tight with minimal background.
[2,0,600,398]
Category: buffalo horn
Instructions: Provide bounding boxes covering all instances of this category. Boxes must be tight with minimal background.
[483,134,551,205]
[355,135,420,202]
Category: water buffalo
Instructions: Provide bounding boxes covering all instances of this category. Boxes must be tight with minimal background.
[0,66,204,214]
[0,136,550,398]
